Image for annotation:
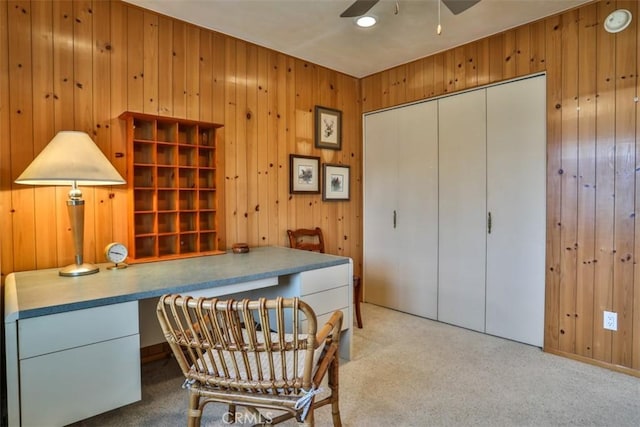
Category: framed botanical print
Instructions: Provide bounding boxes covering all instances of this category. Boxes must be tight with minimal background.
[290,154,321,194]
[322,163,350,201]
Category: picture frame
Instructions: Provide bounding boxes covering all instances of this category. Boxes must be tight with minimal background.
[314,106,342,150]
[289,154,321,194]
[322,163,350,201]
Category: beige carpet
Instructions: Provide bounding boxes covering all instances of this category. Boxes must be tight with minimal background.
[74,303,640,426]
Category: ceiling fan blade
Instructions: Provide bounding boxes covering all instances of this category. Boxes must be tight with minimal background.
[442,0,481,15]
[340,0,380,18]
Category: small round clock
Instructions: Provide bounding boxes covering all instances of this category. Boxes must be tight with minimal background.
[105,242,128,270]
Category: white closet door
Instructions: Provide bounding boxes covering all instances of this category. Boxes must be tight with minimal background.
[395,101,439,319]
[364,109,400,309]
[485,75,546,346]
[438,89,487,332]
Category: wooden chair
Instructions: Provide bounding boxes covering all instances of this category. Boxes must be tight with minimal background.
[157,295,343,426]
[287,228,363,329]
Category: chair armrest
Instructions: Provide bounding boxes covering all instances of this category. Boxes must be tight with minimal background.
[315,310,343,348]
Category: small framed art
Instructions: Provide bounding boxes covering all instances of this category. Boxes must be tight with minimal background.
[315,106,342,150]
[323,163,350,201]
[290,154,321,194]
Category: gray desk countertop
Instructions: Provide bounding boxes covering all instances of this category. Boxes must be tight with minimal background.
[4,246,349,321]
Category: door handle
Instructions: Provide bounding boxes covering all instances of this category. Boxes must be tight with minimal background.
[393,210,397,229]
[487,211,492,234]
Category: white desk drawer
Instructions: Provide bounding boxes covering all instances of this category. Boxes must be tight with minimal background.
[19,301,138,359]
[300,264,349,295]
[20,334,141,426]
[302,286,348,317]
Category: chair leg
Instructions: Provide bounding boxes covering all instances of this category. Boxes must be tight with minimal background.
[187,391,202,427]
[353,276,363,328]
[329,353,342,427]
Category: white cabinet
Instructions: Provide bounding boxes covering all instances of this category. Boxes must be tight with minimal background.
[363,75,546,347]
[363,101,439,319]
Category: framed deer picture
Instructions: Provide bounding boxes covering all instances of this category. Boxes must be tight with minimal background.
[314,106,342,150]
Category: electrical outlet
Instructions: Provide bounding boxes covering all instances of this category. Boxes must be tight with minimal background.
[604,311,617,331]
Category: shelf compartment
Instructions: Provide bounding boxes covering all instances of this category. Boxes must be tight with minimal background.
[179,233,197,254]
[157,190,177,211]
[178,124,197,144]
[179,190,196,211]
[134,213,156,235]
[199,190,216,210]
[157,121,176,143]
[134,142,155,164]
[198,170,216,189]
[157,166,176,188]
[133,190,154,211]
[198,147,215,167]
[199,127,215,147]
[133,119,154,140]
[158,212,177,234]
[135,235,156,259]
[179,212,197,233]
[156,143,176,165]
[179,169,196,189]
[133,166,154,188]
[179,146,197,167]
[158,235,178,257]
[199,232,217,252]
[199,212,216,231]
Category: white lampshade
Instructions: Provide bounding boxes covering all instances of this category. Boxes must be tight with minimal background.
[15,131,125,186]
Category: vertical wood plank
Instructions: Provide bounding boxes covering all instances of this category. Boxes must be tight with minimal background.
[464,42,477,88]
[611,0,637,368]
[575,3,597,358]
[235,41,248,244]
[0,0,14,278]
[443,49,455,93]
[185,24,200,120]
[199,30,213,122]
[245,43,259,246]
[256,47,269,246]
[592,0,616,363]
[433,53,444,96]
[453,46,465,92]
[211,32,226,248]
[8,0,37,272]
[422,56,435,98]
[530,20,547,74]
[488,33,503,83]
[31,0,57,269]
[142,11,158,115]
[407,59,424,102]
[559,8,579,354]
[110,0,129,246]
[224,37,238,243]
[157,16,173,116]
[476,38,490,86]
[172,21,186,118]
[544,14,563,351]
[126,6,143,112]
[515,25,530,76]
[92,0,116,262]
[266,51,280,245]
[503,28,517,80]
[52,0,75,267]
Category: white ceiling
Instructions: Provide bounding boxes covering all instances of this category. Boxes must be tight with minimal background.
[124,0,592,78]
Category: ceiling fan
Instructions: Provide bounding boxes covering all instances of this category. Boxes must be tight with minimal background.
[339,0,481,18]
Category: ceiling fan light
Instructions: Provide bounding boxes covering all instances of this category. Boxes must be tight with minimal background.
[356,15,377,28]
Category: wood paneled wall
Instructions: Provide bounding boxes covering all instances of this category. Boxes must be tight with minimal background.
[0,0,362,286]
[361,0,640,376]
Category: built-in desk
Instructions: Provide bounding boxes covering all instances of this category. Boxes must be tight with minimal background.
[4,246,352,426]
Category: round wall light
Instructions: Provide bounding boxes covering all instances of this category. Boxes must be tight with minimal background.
[604,9,632,33]
[356,15,377,28]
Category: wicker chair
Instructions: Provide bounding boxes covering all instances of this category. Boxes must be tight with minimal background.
[287,227,363,328]
[156,295,343,426]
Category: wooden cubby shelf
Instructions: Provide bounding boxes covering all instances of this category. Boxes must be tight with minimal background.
[120,112,224,262]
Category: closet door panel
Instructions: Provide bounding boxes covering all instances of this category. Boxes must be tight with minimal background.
[438,90,487,332]
[485,75,546,346]
[396,101,439,319]
[363,109,400,309]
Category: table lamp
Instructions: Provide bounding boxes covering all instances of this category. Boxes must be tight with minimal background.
[15,131,126,276]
